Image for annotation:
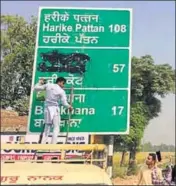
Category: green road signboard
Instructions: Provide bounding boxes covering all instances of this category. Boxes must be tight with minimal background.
[28,7,132,135]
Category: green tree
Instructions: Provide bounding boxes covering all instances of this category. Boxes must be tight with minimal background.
[141,142,153,152]
[1,15,37,114]
[115,102,148,165]
[141,143,175,152]
[114,55,175,171]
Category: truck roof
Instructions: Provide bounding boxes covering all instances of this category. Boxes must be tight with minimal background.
[1,162,113,185]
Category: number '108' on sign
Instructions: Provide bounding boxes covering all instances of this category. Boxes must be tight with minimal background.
[109,24,127,33]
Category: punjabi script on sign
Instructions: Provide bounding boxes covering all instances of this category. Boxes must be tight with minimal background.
[42,11,101,45]
[39,9,128,45]
[38,73,83,86]
[33,74,96,129]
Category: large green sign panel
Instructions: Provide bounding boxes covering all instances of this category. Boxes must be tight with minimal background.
[28,7,132,134]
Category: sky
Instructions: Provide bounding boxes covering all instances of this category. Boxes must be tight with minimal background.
[1,1,175,145]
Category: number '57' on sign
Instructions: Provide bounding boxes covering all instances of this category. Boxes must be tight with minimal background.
[113,64,125,73]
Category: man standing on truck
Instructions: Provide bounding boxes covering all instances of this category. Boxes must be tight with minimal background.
[33,77,73,144]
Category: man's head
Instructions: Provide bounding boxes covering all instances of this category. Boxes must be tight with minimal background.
[56,77,66,88]
[146,153,157,166]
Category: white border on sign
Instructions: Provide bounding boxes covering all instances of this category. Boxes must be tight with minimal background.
[38,46,129,49]
[27,7,133,135]
[27,7,42,134]
[126,8,133,135]
[39,7,132,11]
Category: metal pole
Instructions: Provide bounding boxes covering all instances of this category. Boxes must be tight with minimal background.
[65,86,74,144]
[107,135,114,178]
[63,86,74,159]
[32,122,46,160]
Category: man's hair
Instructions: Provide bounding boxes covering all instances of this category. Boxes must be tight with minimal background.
[56,77,66,84]
[149,153,157,161]
[156,151,162,162]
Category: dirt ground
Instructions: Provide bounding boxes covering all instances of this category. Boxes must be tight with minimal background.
[112,175,138,185]
[1,109,27,132]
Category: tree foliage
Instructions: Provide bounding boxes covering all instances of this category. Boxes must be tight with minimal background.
[131,55,175,119]
[141,142,175,152]
[114,55,175,166]
[1,15,37,114]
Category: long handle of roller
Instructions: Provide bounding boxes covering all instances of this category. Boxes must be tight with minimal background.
[38,123,46,143]
[65,86,74,144]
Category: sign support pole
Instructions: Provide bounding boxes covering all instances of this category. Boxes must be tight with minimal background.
[107,135,114,178]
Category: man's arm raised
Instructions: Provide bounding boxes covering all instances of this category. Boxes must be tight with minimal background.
[33,78,47,91]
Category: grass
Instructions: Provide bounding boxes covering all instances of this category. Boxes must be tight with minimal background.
[112,151,175,178]
[113,166,127,178]
[113,152,175,165]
